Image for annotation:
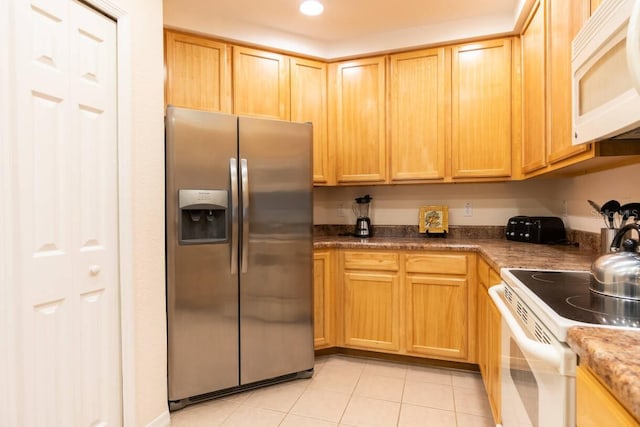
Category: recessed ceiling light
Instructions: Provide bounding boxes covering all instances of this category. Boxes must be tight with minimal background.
[299,0,324,16]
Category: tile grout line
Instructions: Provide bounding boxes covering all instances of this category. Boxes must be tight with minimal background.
[275,373,315,426]
[336,358,366,426]
[396,366,408,427]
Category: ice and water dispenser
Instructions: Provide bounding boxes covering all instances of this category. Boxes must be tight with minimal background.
[178,189,228,244]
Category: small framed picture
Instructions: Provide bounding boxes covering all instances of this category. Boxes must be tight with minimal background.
[419,205,449,234]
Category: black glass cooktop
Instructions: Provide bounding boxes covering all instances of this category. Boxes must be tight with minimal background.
[509,269,640,328]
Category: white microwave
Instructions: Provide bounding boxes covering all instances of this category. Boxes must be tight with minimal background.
[572,0,640,145]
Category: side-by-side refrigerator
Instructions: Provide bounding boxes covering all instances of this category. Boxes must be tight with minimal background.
[166,106,314,410]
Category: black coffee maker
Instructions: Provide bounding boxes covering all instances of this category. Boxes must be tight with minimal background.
[352,195,372,237]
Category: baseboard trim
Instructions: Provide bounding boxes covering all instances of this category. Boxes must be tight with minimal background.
[146,410,170,427]
[315,347,479,372]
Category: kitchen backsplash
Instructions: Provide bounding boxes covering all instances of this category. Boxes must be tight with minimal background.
[314,224,506,239]
[313,162,640,235]
[313,180,559,227]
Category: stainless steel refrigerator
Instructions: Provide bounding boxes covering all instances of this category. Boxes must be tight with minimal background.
[165,106,314,410]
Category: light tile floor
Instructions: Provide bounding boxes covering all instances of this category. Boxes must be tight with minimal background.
[170,355,495,427]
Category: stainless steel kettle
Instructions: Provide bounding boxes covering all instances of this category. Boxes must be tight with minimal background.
[590,223,640,300]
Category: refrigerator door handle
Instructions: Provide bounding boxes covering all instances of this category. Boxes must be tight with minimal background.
[240,158,249,273]
[230,158,239,275]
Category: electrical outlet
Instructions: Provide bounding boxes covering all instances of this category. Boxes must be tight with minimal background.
[337,202,344,217]
[464,202,473,217]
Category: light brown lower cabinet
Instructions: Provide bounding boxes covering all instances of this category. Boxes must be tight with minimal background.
[330,249,476,363]
[477,256,502,424]
[577,365,640,427]
[341,251,401,352]
[404,253,473,360]
[313,250,334,349]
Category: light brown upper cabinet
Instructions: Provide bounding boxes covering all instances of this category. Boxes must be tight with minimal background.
[330,57,387,183]
[233,46,290,120]
[164,28,637,185]
[451,39,513,179]
[389,48,448,182]
[546,0,591,164]
[519,0,594,178]
[164,30,230,112]
[521,0,547,174]
[290,58,331,185]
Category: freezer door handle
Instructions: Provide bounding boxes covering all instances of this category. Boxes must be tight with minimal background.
[230,158,239,275]
[240,158,249,273]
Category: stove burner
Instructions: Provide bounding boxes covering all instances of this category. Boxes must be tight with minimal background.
[528,271,590,286]
[508,269,640,328]
[566,294,640,327]
[530,273,557,284]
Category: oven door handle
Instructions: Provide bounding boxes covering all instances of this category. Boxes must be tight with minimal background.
[489,284,566,373]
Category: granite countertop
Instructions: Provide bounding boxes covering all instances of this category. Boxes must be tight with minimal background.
[314,235,597,272]
[567,327,640,421]
[314,234,640,420]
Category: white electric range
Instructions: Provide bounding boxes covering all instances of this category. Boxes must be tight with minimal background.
[489,268,640,427]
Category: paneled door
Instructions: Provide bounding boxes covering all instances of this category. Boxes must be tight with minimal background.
[233,46,290,120]
[6,0,121,425]
[451,39,513,178]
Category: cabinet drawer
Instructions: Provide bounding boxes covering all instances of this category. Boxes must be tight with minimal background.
[343,251,399,271]
[406,253,467,275]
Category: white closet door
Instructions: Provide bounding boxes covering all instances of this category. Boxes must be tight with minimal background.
[13,0,120,425]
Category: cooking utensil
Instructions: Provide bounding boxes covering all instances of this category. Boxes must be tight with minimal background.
[601,199,621,228]
[591,223,640,300]
[619,202,640,227]
[587,199,601,213]
[588,199,609,228]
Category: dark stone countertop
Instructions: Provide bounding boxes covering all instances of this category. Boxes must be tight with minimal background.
[313,235,597,272]
[567,327,640,421]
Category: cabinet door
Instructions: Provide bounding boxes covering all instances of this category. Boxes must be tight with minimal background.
[546,0,591,164]
[389,48,447,181]
[488,295,502,424]
[451,39,513,178]
[477,287,489,375]
[343,271,400,351]
[477,258,490,379]
[521,0,547,174]
[313,251,333,349]
[405,275,468,359]
[233,46,290,120]
[164,30,230,112]
[332,57,387,183]
[291,57,331,184]
[576,365,640,427]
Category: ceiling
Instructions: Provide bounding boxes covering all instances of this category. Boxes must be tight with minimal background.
[163,0,533,59]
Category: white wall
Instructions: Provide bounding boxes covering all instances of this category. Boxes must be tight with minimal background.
[315,162,640,234]
[557,162,640,233]
[162,0,535,60]
[109,0,167,425]
[314,180,561,226]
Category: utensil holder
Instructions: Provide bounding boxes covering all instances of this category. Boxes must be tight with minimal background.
[601,228,619,254]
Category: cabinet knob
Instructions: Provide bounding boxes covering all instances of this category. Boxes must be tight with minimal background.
[89,265,101,275]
